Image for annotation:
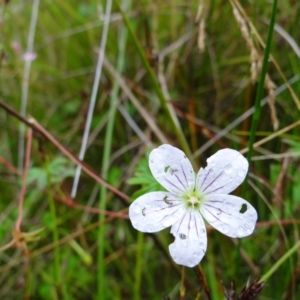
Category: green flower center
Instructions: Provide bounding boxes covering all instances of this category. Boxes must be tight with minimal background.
[188,196,199,206]
[183,191,203,210]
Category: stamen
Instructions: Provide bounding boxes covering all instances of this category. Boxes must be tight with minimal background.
[187,196,200,208]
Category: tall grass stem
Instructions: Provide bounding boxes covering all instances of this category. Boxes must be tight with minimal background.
[71,0,112,198]
[246,0,278,162]
[115,1,192,160]
[98,1,129,298]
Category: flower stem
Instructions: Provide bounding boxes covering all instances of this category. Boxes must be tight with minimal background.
[180,266,186,299]
[134,231,144,300]
[46,160,61,289]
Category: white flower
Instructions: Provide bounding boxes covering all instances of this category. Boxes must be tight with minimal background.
[129,144,257,268]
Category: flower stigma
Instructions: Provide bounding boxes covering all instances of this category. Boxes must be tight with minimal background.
[185,192,203,210]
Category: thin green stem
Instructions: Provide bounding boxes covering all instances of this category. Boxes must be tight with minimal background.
[115,0,192,160]
[133,231,144,300]
[206,252,220,300]
[179,266,185,299]
[46,162,61,288]
[260,239,300,283]
[246,0,278,162]
[98,1,130,298]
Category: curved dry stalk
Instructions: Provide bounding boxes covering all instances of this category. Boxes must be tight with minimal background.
[192,75,299,157]
[240,119,300,154]
[0,208,127,273]
[0,239,15,253]
[232,0,300,110]
[251,151,300,161]
[103,57,169,144]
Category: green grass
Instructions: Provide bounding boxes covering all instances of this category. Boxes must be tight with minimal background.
[1,0,300,299]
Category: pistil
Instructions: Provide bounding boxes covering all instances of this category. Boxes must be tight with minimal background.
[187,196,200,208]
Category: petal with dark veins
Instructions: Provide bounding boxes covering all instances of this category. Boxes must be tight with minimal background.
[129,191,185,233]
[169,210,207,267]
[196,149,248,195]
[200,194,257,238]
[149,144,195,196]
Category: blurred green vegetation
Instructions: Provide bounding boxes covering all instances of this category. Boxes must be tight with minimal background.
[0,0,300,299]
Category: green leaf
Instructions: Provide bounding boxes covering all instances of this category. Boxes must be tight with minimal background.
[128,149,165,201]
[27,167,47,190]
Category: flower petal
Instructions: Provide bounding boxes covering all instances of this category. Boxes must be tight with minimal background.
[200,194,257,238]
[149,144,195,195]
[129,191,185,233]
[196,148,248,195]
[169,210,207,267]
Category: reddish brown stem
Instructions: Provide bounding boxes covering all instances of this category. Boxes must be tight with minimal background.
[55,193,129,219]
[0,156,20,176]
[0,100,129,202]
[15,128,33,232]
[31,119,130,202]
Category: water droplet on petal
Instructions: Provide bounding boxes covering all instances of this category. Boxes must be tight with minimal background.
[237,226,245,237]
[249,213,257,221]
[246,228,252,235]
[225,164,233,174]
[133,204,141,214]
[149,201,159,209]
[238,170,245,177]
[188,259,195,267]
[221,224,231,234]
[145,224,155,232]
[132,221,139,228]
